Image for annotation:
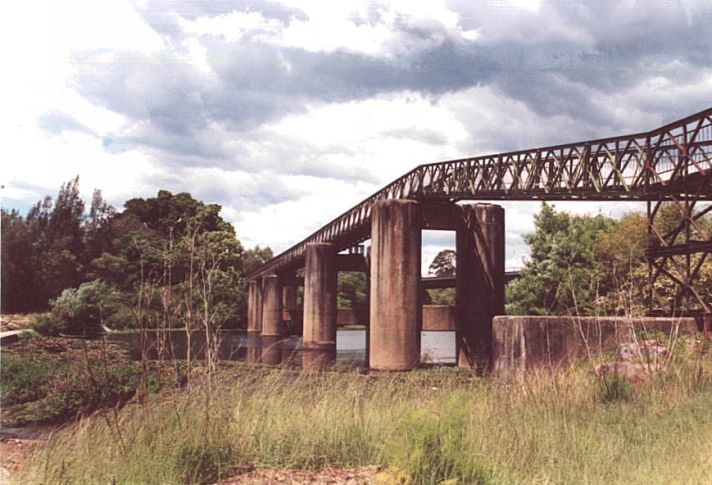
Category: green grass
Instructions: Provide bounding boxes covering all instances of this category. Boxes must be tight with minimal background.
[16,355,712,485]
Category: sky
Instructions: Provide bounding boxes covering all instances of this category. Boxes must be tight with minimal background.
[2,0,711,272]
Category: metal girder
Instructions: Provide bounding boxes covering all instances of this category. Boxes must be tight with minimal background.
[246,107,712,311]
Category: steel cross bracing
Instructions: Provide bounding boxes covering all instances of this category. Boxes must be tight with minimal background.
[247,108,712,311]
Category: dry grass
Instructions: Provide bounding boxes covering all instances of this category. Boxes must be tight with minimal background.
[14,349,712,485]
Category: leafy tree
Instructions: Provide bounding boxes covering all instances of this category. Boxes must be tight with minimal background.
[506,203,615,315]
[428,249,456,276]
[243,245,274,275]
[337,272,367,309]
[84,189,116,262]
[1,209,35,312]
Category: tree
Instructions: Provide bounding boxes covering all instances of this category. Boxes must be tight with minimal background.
[242,245,273,275]
[84,189,116,262]
[337,272,367,309]
[35,177,86,303]
[428,249,456,276]
[506,203,615,316]
[1,209,35,312]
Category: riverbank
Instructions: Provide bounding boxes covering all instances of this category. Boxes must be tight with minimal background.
[11,348,712,485]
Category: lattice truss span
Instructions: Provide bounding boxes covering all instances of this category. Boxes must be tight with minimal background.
[248,108,712,314]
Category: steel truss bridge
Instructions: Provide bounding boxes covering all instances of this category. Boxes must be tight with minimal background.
[248,108,712,315]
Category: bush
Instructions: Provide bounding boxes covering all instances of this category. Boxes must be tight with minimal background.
[31,312,66,336]
[596,373,633,403]
[32,279,126,337]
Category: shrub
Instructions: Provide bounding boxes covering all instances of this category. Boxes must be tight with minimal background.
[30,312,66,336]
[596,373,633,403]
[32,279,127,337]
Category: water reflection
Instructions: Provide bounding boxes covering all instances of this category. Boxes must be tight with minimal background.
[108,329,456,368]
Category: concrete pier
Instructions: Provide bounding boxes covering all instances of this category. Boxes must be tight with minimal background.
[260,335,284,365]
[301,348,337,370]
[261,274,283,337]
[456,204,505,371]
[247,280,262,334]
[303,243,338,349]
[369,199,422,370]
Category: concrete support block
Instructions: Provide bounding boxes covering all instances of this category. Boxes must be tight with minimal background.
[492,316,698,376]
[369,199,422,370]
[456,203,505,371]
[303,243,338,349]
[247,280,262,334]
[422,305,456,331]
[261,274,283,337]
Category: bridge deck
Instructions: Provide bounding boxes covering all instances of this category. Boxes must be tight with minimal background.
[248,108,712,280]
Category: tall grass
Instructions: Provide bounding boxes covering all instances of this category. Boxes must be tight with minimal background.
[17,358,712,485]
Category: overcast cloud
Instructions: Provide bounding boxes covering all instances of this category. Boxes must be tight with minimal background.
[2,0,711,270]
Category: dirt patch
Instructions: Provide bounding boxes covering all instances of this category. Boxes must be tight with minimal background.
[0,314,36,332]
[217,466,387,484]
[0,425,51,481]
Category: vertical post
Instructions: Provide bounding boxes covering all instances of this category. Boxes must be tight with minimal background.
[247,280,262,334]
[303,243,337,349]
[456,203,505,371]
[369,199,422,370]
[261,274,283,337]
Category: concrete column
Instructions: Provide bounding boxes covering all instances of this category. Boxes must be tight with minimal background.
[247,280,262,334]
[303,243,337,349]
[301,348,336,370]
[369,199,422,370]
[456,204,505,371]
[261,274,283,337]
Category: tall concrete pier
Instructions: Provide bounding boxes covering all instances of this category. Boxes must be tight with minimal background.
[456,204,505,370]
[261,274,283,337]
[303,243,338,349]
[369,199,422,370]
[246,279,262,334]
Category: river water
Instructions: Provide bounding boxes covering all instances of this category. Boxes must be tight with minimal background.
[108,329,456,368]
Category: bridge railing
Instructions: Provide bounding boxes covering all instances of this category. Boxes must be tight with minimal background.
[246,108,712,280]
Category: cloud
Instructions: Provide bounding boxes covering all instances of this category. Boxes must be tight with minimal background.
[5,0,712,269]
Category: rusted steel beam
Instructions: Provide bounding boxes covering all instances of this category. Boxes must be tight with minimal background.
[246,107,712,281]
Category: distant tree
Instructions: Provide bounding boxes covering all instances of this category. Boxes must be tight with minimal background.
[428,249,456,276]
[337,272,367,309]
[422,250,456,305]
[242,245,273,275]
[84,189,116,262]
[35,177,87,302]
[1,209,35,312]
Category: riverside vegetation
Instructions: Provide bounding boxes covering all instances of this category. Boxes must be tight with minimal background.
[11,344,712,485]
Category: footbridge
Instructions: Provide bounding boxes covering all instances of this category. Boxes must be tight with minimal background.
[246,108,712,371]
